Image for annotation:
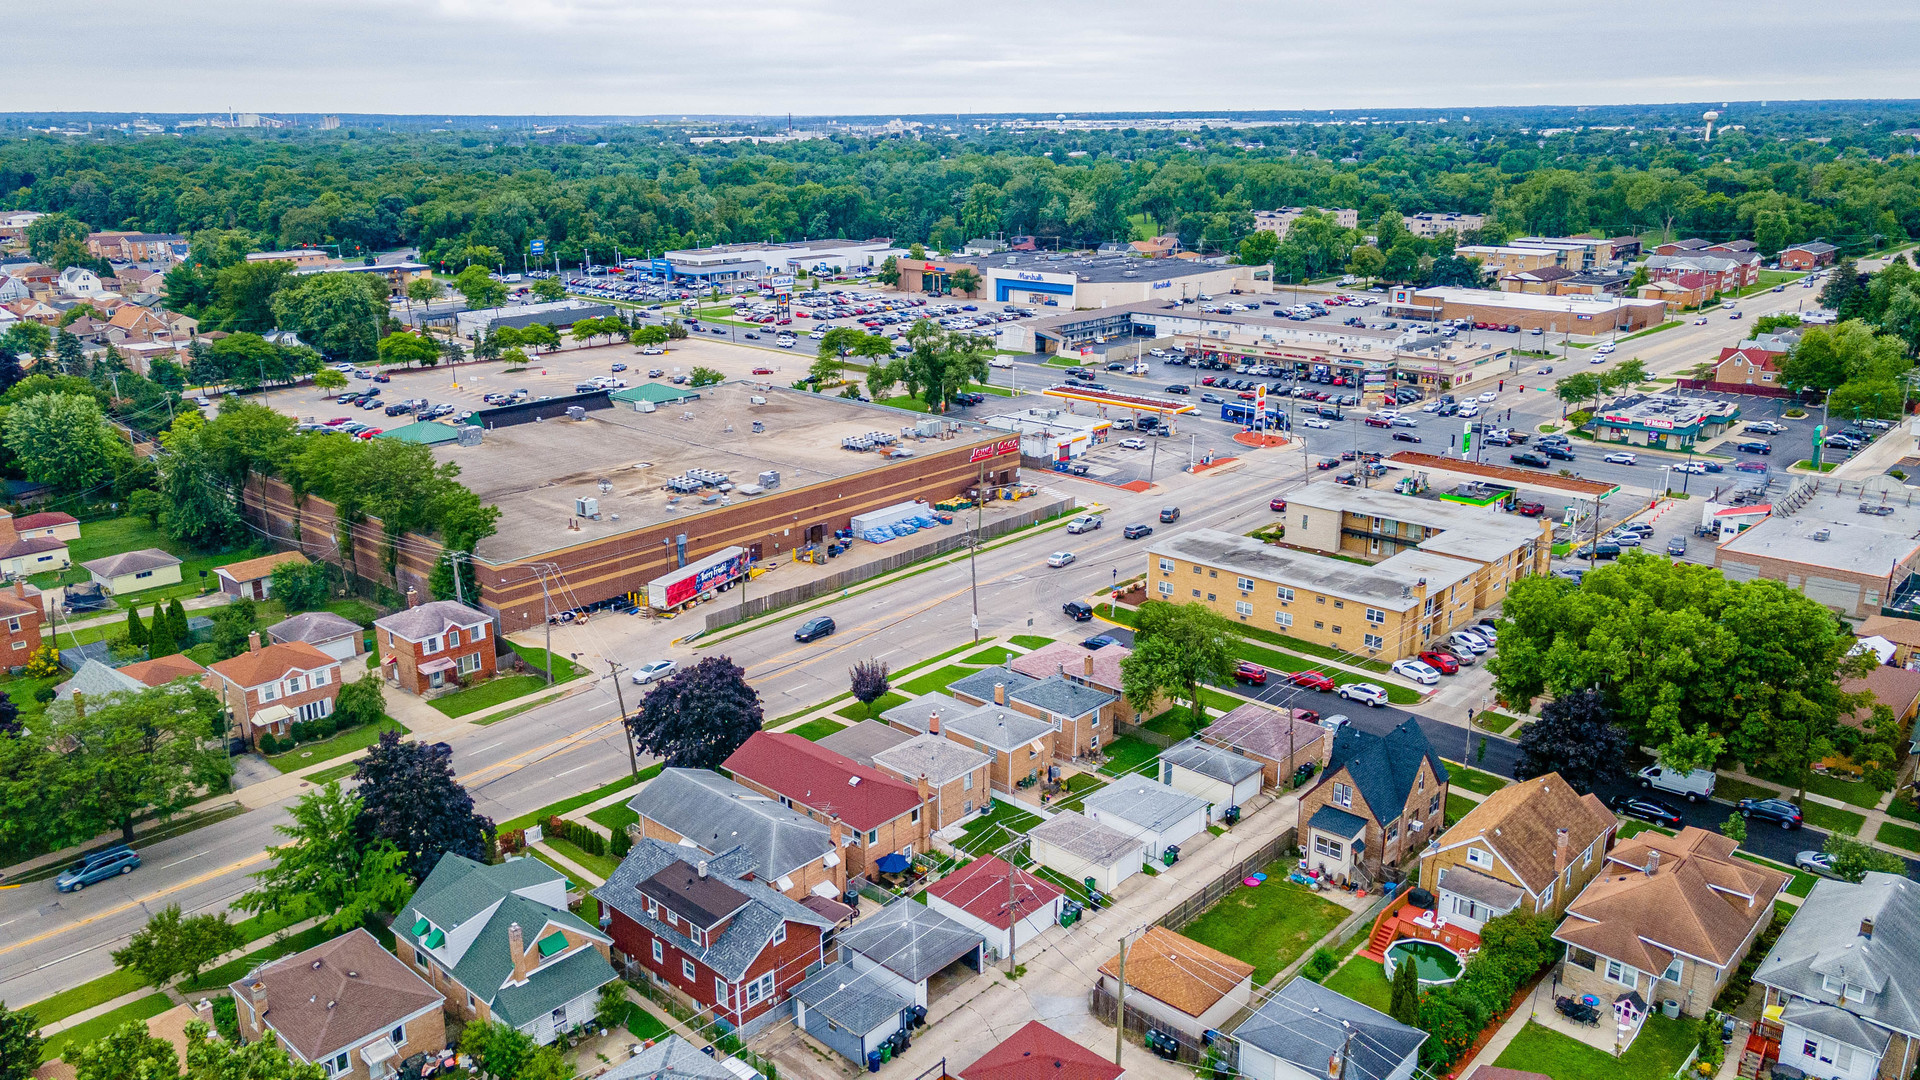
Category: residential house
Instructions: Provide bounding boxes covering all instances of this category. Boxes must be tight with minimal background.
[945,664,1111,758]
[816,720,914,766]
[1417,772,1615,932]
[1842,665,1920,731]
[13,511,79,543]
[1081,775,1208,861]
[0,274,26,302]
[102,303,180,346]
[1298,717,1449,886]
[112,266,167,295]
[594,840,835,1038]
[57,267,106,299]
[266,610,365,663]
[1097,926,1253,1041]
[834,895,984,1009]
[599,1037,738,1080]
[961,1022,1124,1080]
[935,700,1057,794]
[88,232,185,262]
[1855,616,1920,669]
[246,249,333,268]
[925,856,1064,960]
[627,768,844,902]
[373,599,495,694]
[1027,810,1145,893]
[118,652,209,688]
[1753,872,1920,1080]
[1233,977,1427,1080]
[5,298,60,324]
[396,854,618,1045]
[206,632,342,746]
[723,731,927,877]
[80,548,180,594]
[880,690,974,735]
[0,508,71,579]
[869,733,992,831]
[1640,277,1712,311]
[1783,242,1840,270]
[1159,739,1263,821]
[791,959,917,1065]
[230,927,444,1080]
[214,551,310,601]
[1554,827,1790,1016]
[55,659,145,701]
[1709,345,1786,388]
[1201,702,1326,788]
[1011,639,1154,724]
[0,581,42,664]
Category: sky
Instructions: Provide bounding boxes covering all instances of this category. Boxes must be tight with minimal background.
[9,0,1920,116]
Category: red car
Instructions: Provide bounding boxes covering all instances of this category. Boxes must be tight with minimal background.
[1286,671,1336,692]
[1200,376,1218,386]
[1512,501,1545,517]
[1417,651,1460,675]
[751,367,775,375]
[1270,497,1288,512]
[1234,662,1268,685]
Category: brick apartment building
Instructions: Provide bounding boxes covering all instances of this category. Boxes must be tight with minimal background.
[373,599,495,694]
[206,632,342,746]
[724,732,927,876]
[0,581,44,664]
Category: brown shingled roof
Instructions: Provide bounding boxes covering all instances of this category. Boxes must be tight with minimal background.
[1433,772,1614,896]
[118,654,209,688]
[1098,925,1252,1017]
[209,639,336,689]
[1555,827,1788,972]
[228,928,441,1064]
[215,550,308,584]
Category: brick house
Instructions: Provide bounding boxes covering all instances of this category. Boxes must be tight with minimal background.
[941,703,1056,793]
[231,927,444,1080]
[1011,639,1157,725]
[869,733,991,831]
[206,632,342,746]
[627,768,845,903]
[101,304,181,346]
[0,581,43,664]
[1297,717,1448,887]
[1554,827,1788,1017]
[1417,772,1615,932]
[950,664,1112,760]
[1710,345,1786,388]
[594,841,835,1038]
[373,600,495,694]
[724,731,927,877]
[1782,242,1839,270]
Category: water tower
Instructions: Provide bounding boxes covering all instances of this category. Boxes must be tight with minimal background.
[1703,110,1720,142]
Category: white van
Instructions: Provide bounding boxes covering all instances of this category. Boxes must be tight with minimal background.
[1636,765,1716,803]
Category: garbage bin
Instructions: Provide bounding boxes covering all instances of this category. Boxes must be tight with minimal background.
[1663,999,1681,1019]
[868,1051,883,1073]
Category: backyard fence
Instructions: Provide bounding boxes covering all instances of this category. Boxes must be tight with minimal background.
[1089,983,1211,1066]
[1156,828,1297,932]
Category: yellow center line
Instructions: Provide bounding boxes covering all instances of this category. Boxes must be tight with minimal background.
[0,851,272,960]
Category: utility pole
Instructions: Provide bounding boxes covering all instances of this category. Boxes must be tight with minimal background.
[534,565,556,685]
[608,660,638,777]
[1113,932,1128,1066]
[969,463,985,642]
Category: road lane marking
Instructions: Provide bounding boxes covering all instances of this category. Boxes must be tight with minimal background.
[158,852,208,871]
[0,851,271,960]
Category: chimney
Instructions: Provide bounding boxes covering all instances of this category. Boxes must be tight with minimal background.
[406,586,420,608]
[696,860,708,879]
[507,922,534,982]
[1861,917,1875,940]
[10,580,22,599]
[994,682,1006,705]
[1554,828,1569,875]
[829,815,845,850]
[916,773,932,841]
[248,980,267,1017]
[1083,654,1094,677]
[247,631,261,653]
[1644,849,1660,876]
[928,711,940,735]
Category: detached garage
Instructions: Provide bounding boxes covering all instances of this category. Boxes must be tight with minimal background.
[837,897,985,1009]
[1028,810,1144,894]
[926,856,1063,962]
[1160,740,1263,822]
[1082,776,1209,861]
[792,960,914,1066]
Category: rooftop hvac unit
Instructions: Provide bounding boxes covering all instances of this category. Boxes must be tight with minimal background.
[751,421,765,433]
[1810,529,1831,542]
[566,406,586,421]
[455,425,483,447]
[636,400,657,413]
[749,396,767,405]
[575,496,599,518]
[758,470,781,489]
[915,417,942,437]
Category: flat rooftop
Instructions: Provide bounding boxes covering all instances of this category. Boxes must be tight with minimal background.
[1287,483,1548,551]
[1597,394,1740,429]
[440,383,1003,562]
[1720,485,1920,577]
[1147,528,1474,612]
[1404,287,1662,314]
[969,252,1235,283]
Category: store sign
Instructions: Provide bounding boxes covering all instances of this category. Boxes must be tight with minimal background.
[530,240,546,255]
[1152,280,1173,290]
[969,438,1021,462]
[1016,272,1048,282]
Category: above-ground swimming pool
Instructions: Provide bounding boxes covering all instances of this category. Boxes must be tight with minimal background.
[1383,939,1464,985]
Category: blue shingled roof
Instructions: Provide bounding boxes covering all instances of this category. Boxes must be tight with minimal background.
[1323,716,1447,827]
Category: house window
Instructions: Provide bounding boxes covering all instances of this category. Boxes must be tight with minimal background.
[866,829,878,844]
[1605,960,1636,987]
[1316,596,1326,605]
[746,972,775,1005]
[296,698,331,722]
[1331,625,1342,635]
[1312,835,1343,859]
[652,939,663,963]
[1206,593,1216,601]
[470,622,486,641]
[1235,601,1253,617]
[285,675,304,695]
[457,652,483,675]
[332,1053,350,1075]
[425,636,442,654]
[910,808,920,823]
[135,570,153,580]
[1466,847,1492,868]
[261,684,277,702]
[1236,577,1254,591]
[774,924,786,945]
[716,978,729,1005]
[449,630,461,647]
[391,1025,406,1046]
[1365,607,1385,624]
[1540,882,1553,908]
[312,668,328,686]
[1363,634,1383,650]
[1208,570,1217,578]
[682,958,697,982]
[1277,587,1294,602]
[963,774,973,791]
[1332,782,1352,809]
[1158,581,1174,597]
[1276,613,1294,628]
[1159,558,1174,572]
[1385,823,1398,843]
[1192,589,1201,598]
[4,618,16,633]
[1661,959,1683,983]
[1333,600,1344,609]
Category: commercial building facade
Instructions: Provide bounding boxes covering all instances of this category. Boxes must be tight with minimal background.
[895,253,1261,309]
[1386,286,1667,333]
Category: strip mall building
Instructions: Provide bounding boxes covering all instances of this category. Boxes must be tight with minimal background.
[895,253,1262,308]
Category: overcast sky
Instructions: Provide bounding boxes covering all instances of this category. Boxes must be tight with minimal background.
[9,0,1919,116]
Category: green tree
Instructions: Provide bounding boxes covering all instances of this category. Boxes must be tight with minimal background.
[1388,950,1421,1028]
[334,675,386,731]
[377,331,440,369]
[0,322,51,363]
[948,267,982,297]
[0,1002,41,1080]
[269,561,330,612]
[405,275,441,313]
[125,605,149,649]
[899,320,991,411]
[530,276,566,302]
[1554,372,1601,412]
[238,781,412,932]
[271,272,387,365]
[26,212,91,270]
[70,1020,177,1080]
[1822,834,1906,882]
[866,360,903,401]
[809,351,845,386]
[128,488,166,527]
[111,904,245,990]
[1347,244,1386,285]
[1236,229,1279,267]
[2,392,131,494]
[1819,257,1865,320]
[516,323,560,353]
[1119,601,1239,728]
[54,329,86,374]
[156,420,243,547]
[209,260,294,332]
[629,324,669,347]
[1719,813,1747,845]
[452,265,507,311]
[312,368,348,394]
[688,366,724,387]
[183,1020,325,1080]
[208,599,259,661]
[146,604,179,660]
[876,256,900,286]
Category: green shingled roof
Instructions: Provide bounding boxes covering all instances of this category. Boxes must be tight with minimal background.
[378,421,462,445]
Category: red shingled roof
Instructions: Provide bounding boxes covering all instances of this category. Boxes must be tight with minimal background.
[722,732,920,830]
[926,856,1063,930]
[961,1022,1124,1080]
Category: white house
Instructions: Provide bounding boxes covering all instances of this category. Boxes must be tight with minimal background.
[1081,775,1209,861]
[1234,978,1427,1080]
[1027,811,1144,894]
[924,856,1063,961]
[1160,739,1263,821]
[57,266,104,298]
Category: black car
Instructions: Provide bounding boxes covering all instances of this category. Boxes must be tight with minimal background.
[1164,384,1190,394]
[1391,432,1421,443]
[1123,523,1154,539]
[1510,452,1549,468]
[1159,507,1181,523]
[1082,635,1117,649]
[1542,445,1576,461]
[1737,797,1804,829]
[1063,600,1094,621]
[1610,794,1684,829]
[793,616,835,642]
[1573,542,1622,560]
[1734,441,1772,455]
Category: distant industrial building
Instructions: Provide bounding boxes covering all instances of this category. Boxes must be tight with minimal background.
[1386,286,1668,333]
[895,252,1261,309]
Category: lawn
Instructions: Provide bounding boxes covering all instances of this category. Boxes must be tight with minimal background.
[956,803,1045,859]
[835,692,907,721]
[1050,772,1108,813]
[507,642,588,683]
[900,663,980,696]
[184,923,335,992]
[1478,712,1525,735]
[1801,801,1866,835]
[1142,707,1202,743]
[29,514,264,610]
[1735,852,1818,897]
[545,834,620,882]
[1444,763,1509,796]
[964,645,1017,665]
[589,801,639,836]
[623,1002,669,1041]
[527,849,598,925]
[1100,735,1163,778]
[1876,821,1920,853]
[1618,820,1676,840]
[1177,872,1349,983]
[1796,772,1887,810]
[1492,1014,1697,1080]
[1712,776,1780,804]
[1445,792,1477,828]
[266,717,407,774]
[499,772,649,833]
[471,690,566,726]
[39,993,175,1062]
[1322,958,1391,1013]
[1009,635,1055,650]
[1885,796,1920,824]
[19,968,148,1026]
[429,674,552,718]
[304,760,362,786]
[786,717,846,741]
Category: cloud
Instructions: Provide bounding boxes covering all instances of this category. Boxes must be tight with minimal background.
[7,0,1918,115]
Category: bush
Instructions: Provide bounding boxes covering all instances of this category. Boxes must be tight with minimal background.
[1417,910,1557,1067]
[611,828,632,858]
[498,829,527,855]
[258,734,282,754]
[291,720,311,743]
[545,816,607,857]
[1301,948,1339,982]
[33,683,57,704]
[211,995,239,1043]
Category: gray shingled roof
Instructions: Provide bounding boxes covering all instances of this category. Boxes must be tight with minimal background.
[943,705,1054,753]
[946,665,1037,704]
[1029,811,1144,866]
[81,548,180,578]
[1321,717,1447,829]
[53,658,144,701]
[600,1035,740,1080]
[879,692,963,735]
[792,959,913,1034]
[1233,977,1426,1080]
[1009,674,1114,719]
[267,610,363,646]
[628,769,835,882]
[593,840,833,982]
[817,720,915,766]
[871,734,990,786]
[1307,805,1370,839]
[837,898,983,984]
[373,600,491,642]
[1162,739,1262,785]
[1780,1002,1893,1054]
[1755,873,1920,1038]
[1437,866,1523,909]
[1083,776,1209,835]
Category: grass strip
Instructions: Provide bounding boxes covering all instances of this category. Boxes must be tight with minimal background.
[267,717,407,774]
[498,771,651,834]
[430,675,554,718]
[39,994,174,1063]
[302,760,363,786]
[1801,801,1866,836]
[3,803,248,884]
[544,835,620,882]
[1875,821,1920,853]
[588,802,639,836]
[834,692,906,721]
[787,717,847,741]
[18,968,148,1026]
[1009,635,1054,650]
[1441,762,1508,796]
[471,690,568,726]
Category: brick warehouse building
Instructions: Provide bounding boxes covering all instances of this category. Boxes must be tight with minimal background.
[240,383,1023,632]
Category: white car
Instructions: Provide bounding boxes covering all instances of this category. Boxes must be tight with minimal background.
[1337,682,1390,707]
[1447,631,1489,655]
[1118,438,1146,450]
[1065,515,1103,534]
[1047,551,1076,568]
[1374,410,1399,421]
[1303,417,1332,429]
[638,345,665,355]
[1392,416,1418,428]
[989,358,1014,368]
[1391,659,1440,685]
[1421,401,1444,413]
[1477,390,1499,403]
[1590,354,1607,364]
[1603,452,1638,465]
[630,660,677,685]
[1597,343,1616,354]
[1457,404,1480,418]
[776,339,795,349]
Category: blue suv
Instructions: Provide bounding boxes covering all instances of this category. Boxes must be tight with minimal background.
[56,845,140,892]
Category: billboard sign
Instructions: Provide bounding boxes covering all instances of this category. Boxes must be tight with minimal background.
[767,275,795,290]
[530,240,546,256]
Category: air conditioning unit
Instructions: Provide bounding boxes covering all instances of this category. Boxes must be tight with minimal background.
[575,496,599,518]
[566,406,586,421]
[455,426,483,447]
[636,400,656,412]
